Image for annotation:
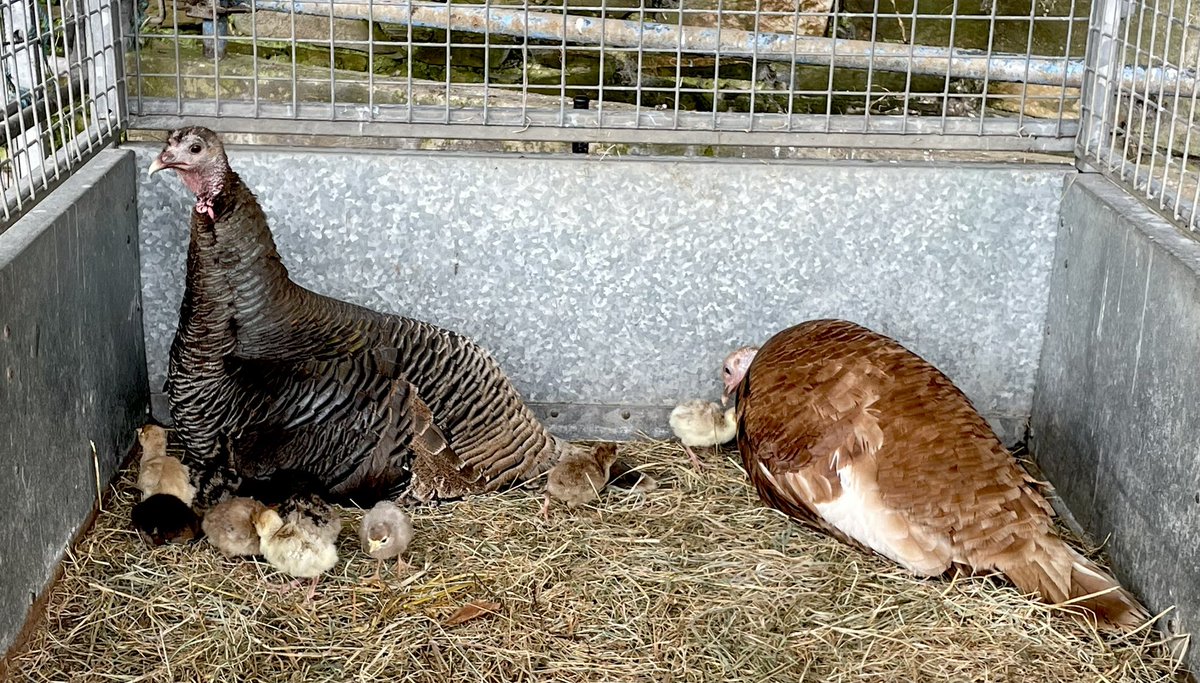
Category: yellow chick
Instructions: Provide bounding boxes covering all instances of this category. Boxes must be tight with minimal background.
[360,501,414,585]
[135,424,196,505]
[668,400,736,470]
[540,443,620,518]
[202,496,266,557]
[252,499,341,601]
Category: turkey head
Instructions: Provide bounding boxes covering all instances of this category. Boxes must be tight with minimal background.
[720,346,758,404]
[148,126,229,219]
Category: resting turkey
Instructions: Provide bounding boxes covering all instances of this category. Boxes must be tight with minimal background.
[136,127,581,539]
[723,319,1149,631]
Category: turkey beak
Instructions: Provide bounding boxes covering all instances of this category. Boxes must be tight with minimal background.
[721,391,730,407]
[148,152,172,176]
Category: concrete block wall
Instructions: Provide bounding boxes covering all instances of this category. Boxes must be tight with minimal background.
[1032,173,1200,672]
[0,149,149,657]
[133,144,1069,445]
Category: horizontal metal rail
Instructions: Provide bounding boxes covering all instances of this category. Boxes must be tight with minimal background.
[3,75,87,142]
[251,0,1192,95]
[129,99,1078,151]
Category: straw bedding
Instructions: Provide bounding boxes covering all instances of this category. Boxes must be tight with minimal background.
[2,439,1184,682]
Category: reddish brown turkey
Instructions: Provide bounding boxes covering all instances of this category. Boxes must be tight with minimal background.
[722,319,1148,631]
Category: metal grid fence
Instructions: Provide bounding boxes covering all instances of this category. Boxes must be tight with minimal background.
[124,0,1090,149]
[1,0,124,230]
[1078,0,1200,229]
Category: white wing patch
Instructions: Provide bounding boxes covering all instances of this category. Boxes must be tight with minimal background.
[812,461,951,577]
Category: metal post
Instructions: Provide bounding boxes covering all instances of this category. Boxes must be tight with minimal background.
[572,96,589,154]
[84,0,119,130]
[202,15,230,59]
[1077,0,1127,170]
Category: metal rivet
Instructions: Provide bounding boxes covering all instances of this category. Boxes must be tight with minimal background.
[620,410,631,420]
[1,325,9,341]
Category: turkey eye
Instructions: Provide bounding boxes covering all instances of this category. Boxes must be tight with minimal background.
[189,143,202,154]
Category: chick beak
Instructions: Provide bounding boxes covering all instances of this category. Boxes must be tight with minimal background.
[148,153,171,176]
[368,538,386,553]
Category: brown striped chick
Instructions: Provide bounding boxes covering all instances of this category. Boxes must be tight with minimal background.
[134,424,196,505]
[202,497,266,557]
[540,443,620,519]
[252,495,341,601]
[360,501,414,586]
[669,400,737,470]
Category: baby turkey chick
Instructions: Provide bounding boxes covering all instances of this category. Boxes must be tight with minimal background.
[134,424,196,505]
[252,493,342,601]
[540,443,620,518]
[668,399,737,469]
[202,496,266,557]
[360,501,414,586]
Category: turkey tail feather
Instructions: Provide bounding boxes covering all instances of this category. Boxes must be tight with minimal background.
[999,536,1149,631]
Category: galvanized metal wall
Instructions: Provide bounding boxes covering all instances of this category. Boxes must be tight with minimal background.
[1032,173,1199,670]
[135,144,1068,443]
[0,149,147,657]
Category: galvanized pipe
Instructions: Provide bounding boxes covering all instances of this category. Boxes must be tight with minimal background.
[253,0,1196,95]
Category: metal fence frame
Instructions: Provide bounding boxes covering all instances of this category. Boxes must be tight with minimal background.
[1076,0,1200,229]
[0,0,126,231]
[122,0,1092,151]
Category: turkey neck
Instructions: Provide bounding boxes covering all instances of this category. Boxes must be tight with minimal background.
[179,169,377,362]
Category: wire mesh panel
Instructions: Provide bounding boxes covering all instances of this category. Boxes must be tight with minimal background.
[0,0,125,231]
[1077,0,1200,228]
[124,0,1086,148]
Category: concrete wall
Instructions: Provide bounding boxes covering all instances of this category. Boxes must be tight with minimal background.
[134,144,1068,443]
[0,149,148,656]
[1032,174,1199,668]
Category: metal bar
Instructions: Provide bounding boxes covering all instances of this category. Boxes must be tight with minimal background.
[1076,0,1125,165]
[2,75,88,141]
[127,108,1079,150]
[250,1,1195,94]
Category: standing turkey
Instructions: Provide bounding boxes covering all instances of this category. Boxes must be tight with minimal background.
[723,319,1149,631]
[137,127,582,539]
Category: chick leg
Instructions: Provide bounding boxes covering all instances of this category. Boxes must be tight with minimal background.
[682,444,705,470]
[538,493,552,520]
[360,560,385,588]
[304,576,320,602]
[394,556,411,578]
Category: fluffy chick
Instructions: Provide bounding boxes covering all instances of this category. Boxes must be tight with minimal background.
[540,443,620,518]
[131,493,202,546]
[202,496,266,557]
[135,424,196,505]
[360,501,414,585]
[668,399,736,469]
[253,502,340,601]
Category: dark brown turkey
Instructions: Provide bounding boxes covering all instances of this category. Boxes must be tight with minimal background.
[724,319,1149,631]
[136,127,579,539]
